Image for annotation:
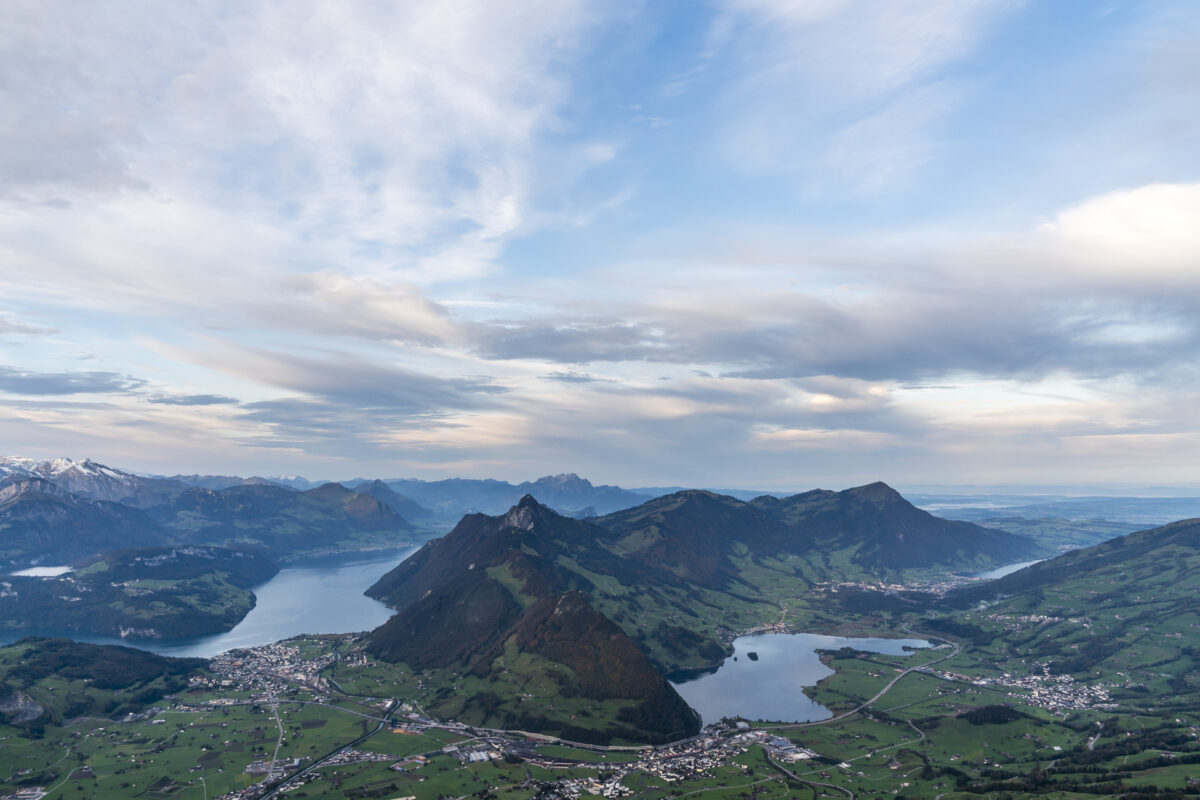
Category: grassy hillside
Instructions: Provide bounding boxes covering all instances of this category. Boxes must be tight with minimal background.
[0,638,203,736]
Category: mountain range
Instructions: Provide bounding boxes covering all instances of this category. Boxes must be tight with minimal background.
[362,484,1043,742]
[0,458,420,569]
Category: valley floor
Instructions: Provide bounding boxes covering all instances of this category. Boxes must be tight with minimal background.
[6,616,1200,800]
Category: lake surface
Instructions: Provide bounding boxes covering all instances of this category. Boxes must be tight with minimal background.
[0,547,416,658]
[973,559,1043,580]
[670,632,930,725]
[7,566,73,577]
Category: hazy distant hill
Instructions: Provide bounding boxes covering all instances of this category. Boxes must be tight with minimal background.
[381,472,651,519]
[916,493,1200,528]
[0,464,421,569]
[353,480,432,522]
[163,473,280,491]
[367,496,698,745]
[149,482,415,556]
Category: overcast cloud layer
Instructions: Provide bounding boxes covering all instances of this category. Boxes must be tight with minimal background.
[2,1,1199,490]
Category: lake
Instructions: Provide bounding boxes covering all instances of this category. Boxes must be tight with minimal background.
[973,559,1043,580]
[0,547,416,658]
[670,632,930,725]
[8,566,74,577]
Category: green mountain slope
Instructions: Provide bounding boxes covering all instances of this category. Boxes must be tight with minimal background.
[366,496,698,745]
[942,518,1200,686]
[0,546,277,639]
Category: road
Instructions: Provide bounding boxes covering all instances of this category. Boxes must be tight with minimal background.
[763,629,961,732]
[256,698,397,800]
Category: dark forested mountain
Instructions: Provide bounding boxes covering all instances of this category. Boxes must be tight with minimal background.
[596,482,1043,579]
[370,484,1043,672]
[367,496,698,744]
[0,478,164,568]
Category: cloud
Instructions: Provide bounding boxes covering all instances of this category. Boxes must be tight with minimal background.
[178,343,505,414]
[270,271,460,345]
[464,181,1200,391]
[0,316,53,336]
[470,318,658,363]
[0,367,145,395]
[148,394,239,406]
[1039,182,1200,281]
[712,0,1017,190]
[542,371,611,383]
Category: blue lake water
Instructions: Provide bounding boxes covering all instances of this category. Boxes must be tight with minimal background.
[973,559,1043,580]
[0,547,415,658]
[670,632,930,725]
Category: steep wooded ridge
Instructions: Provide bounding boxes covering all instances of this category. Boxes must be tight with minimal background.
[365,484,1040,742]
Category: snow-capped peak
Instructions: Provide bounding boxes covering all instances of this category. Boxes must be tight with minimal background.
[0,456,147,502]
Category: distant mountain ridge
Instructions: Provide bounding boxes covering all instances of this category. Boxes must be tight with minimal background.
[376,472,653,518]
[0,457,422,568]
[0,456,182,507]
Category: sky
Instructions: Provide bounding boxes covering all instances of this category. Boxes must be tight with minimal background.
[1,0,1199,491]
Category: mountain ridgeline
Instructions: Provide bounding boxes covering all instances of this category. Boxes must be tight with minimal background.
[364,484,1042,743]
[0,460,422,569]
